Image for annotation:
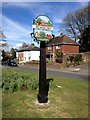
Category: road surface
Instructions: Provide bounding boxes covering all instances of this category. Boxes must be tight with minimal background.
[2,65,88,81]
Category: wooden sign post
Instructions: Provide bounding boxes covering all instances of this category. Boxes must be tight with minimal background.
[38,41,47,103]
[32,15,53,103]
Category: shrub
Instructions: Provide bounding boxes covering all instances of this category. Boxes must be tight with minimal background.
[1,69,38,93]
[69,56,74,63]
[55,51,63,63]
[55,51,63,58]
[55,58,63,63]
[73,54,82,65]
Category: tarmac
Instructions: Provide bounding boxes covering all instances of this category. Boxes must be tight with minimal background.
[47,62,89,75]
[1,62,89,76]
[47,66,88,75]
[21,62,89,76]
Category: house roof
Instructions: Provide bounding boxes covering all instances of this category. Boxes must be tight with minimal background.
[47,35,79,46]
[17,46,40,52]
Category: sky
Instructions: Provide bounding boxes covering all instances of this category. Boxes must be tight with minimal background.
[1,1,88,50]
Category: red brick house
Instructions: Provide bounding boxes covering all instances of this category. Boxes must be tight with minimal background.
[46,34,80,62]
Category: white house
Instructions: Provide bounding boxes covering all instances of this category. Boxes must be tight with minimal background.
[16,47,40,63]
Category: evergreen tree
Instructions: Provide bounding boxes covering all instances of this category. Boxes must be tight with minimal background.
[79,26,90,52]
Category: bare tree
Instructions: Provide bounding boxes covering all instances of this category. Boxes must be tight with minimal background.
[0,30,7,47]
[63,13,77,41]
[62,3,89,42]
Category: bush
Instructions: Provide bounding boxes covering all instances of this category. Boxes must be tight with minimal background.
[69,56,74,63]
[55,51,63,58]
[55,51,63,63]
[73,54,82,65]
[56,58,63,63]
[1,69,38,93]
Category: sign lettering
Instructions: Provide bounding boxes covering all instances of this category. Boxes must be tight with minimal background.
[33,16,53,41]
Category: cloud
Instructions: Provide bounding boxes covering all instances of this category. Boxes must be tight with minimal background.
[2,0,90,2]
[2,2,53,20]
[53,17,62,23]
[12,3,62,22]
[2,1,89,49]
[78,1,88,7]
[2,2,88,23]
[16,43,22,47]
[2,0,35,1]
[3,2,37,8]
[2,16,32,48]
[3,2,53,16]
[75,0,89,2]
[15,43,22,48]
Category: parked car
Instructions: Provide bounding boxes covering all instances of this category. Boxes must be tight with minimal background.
[8,60,18,67]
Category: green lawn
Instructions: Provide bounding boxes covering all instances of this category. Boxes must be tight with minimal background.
[1,68,88,118]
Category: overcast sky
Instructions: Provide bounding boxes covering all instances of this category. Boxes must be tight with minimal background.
[1,1,88,49]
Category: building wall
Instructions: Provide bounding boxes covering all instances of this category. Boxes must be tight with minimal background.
[61,45,79,54]
[31,51,40,61]
[46,46,53,54]
[16,51,40,62]
[46,45,79,54]
[46,45,61,61]
[46,45,79,62]
[16,52,18,59]
[46,45,61,55]
[17,52,24,61]
[24,51,31,62]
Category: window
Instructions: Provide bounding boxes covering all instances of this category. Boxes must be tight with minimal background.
[56,45,60,49]
[48,47,52,50]
[29,57,31,60]
[24,57,26,60]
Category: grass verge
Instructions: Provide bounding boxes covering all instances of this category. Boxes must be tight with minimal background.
[2,68,88,118]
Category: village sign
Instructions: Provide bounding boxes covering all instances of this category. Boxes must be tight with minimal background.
[31,15,53,103]
[32,15,53,42]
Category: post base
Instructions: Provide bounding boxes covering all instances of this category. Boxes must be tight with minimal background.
[34,100,50,107]
[37,94,48,103]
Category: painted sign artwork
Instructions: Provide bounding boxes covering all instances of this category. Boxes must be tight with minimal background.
[33,16,53,41]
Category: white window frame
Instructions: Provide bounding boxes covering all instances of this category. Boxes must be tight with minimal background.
[48,47,52,50]
[28,57,31,60]
[24,57,26,60]
[56,45,60,49]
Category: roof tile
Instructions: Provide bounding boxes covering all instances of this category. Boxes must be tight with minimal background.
[47,35,79,46]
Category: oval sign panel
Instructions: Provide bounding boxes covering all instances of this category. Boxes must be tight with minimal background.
[33,16,53,41]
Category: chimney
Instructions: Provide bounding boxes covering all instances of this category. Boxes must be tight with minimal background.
[60,33,64,37]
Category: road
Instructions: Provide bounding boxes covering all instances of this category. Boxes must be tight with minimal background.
[2,65,88,81]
